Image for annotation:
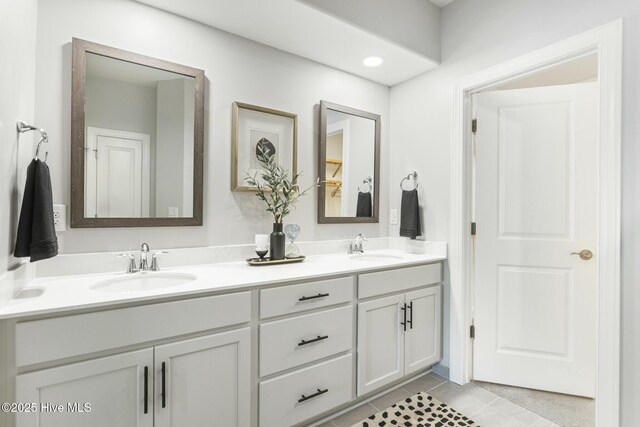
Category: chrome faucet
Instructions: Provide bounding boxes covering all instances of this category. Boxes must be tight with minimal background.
[139,243,150,271]
[348,234,367,254]
[116,243,169,273]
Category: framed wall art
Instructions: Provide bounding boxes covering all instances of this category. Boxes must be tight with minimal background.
[231,101,298,192]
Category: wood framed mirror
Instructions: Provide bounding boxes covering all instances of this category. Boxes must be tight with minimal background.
[318,101,381,224]
[70,38,205,227]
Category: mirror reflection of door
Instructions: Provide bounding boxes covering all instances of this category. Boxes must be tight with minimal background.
[85,127,150,218]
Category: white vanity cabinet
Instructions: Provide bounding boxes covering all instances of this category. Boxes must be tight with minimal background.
[16,349,153,427]
[154,328,251,427]
[2,258,446,427]
[16,328,251,427]
[258,277,355,427]
[357,264,442,396]
[13,292,252,427]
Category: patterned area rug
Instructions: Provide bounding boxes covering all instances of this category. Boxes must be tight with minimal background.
[351,391,477,427]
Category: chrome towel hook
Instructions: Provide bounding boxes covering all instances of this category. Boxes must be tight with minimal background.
[17,120,49,162]
[400,171,418,190]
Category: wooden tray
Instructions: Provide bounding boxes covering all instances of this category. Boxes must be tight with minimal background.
[246,256,306,266]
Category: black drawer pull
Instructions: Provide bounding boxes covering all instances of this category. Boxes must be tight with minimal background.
[298,388,329,403]
[143,366,148,414]
[299,293,329,301]
[401,303,407,331]
[408,301,413,329]
[298,335,329,346]
[161,361,167,408]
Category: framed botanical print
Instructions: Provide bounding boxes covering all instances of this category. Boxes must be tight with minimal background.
[231,102,298,192]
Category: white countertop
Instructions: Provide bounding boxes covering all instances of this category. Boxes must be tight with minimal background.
[0,249,446,320]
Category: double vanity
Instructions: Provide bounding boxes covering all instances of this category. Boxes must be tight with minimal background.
[0,247,444,427]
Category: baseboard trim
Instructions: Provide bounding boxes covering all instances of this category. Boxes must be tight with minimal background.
[431,363,449,380]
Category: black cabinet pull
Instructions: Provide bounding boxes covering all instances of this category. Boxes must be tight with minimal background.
[298,335,329,346]
[401,303,407,331]
[161,361,167,408]
[299,293,329,302]
[408,301,413,329]
[298,388,329,403]
[143,366,148,414]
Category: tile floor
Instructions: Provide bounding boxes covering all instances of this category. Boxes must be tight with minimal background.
[316,373,560,427]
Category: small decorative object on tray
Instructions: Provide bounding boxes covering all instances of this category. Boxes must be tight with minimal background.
[246,255,305,266]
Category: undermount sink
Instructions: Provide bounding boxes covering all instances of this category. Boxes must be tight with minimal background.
[349,253,405,261]
[91,273,197,293]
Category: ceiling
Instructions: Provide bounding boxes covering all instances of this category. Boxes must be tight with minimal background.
[134,0,440,86]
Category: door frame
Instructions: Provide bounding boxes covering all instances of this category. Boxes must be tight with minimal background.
[449,20,622,426]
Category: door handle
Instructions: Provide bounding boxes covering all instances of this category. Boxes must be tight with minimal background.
[400,303,407,331]
[408,301,413,330]
[570,250,593,260]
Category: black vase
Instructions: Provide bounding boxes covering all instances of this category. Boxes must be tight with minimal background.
[270,223,286,260]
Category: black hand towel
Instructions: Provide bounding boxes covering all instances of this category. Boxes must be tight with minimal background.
[356,191,372,217]
[14,159,58,262]
[400,189,421,239]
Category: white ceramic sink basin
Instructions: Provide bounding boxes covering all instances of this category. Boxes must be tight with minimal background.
[349,253,405,261]
[91,273,197,293]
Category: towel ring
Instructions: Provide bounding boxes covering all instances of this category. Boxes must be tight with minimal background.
[17,120,49,162]
[400,171,418,190]
[358,176,373,193]
[35,136,49,162]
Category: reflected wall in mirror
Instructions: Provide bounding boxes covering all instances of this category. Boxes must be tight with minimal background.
[318,101,380,223]
[71,38,204,227]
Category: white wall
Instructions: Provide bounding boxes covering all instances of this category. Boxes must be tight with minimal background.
[0,0,38,301]
[33,0,390,254]
[389,0,640,423]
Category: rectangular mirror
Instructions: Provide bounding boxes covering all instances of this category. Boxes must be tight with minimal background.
[318,101,380,223]
[71,38,204,227]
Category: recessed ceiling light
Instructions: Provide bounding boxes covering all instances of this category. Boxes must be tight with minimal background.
[363,56,383,67]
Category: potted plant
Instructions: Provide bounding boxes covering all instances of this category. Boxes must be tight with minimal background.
[246,145,317,260]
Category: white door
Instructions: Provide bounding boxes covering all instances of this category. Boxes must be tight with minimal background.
[15,349,153,427]
[405,286,442,375]
[154,328,251,427]
[357,294,405,395]
[85,127,150,218]
[474,83,598,397]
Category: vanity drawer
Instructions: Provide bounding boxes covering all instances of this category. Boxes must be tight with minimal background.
[259,354,353,427]
[260,276,353,319]
[15,292,251,367]
[358,263,442,299]
[260,305,353,376]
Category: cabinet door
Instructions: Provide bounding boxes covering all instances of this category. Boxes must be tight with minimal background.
[16,349,153,427]
[405,286,442,375]
[154,328,251,427]
[357,294,405,396]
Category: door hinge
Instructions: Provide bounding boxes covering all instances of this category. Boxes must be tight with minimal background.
[472,118,478,134]
[471,222,476,236]
[470,324,475,339]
